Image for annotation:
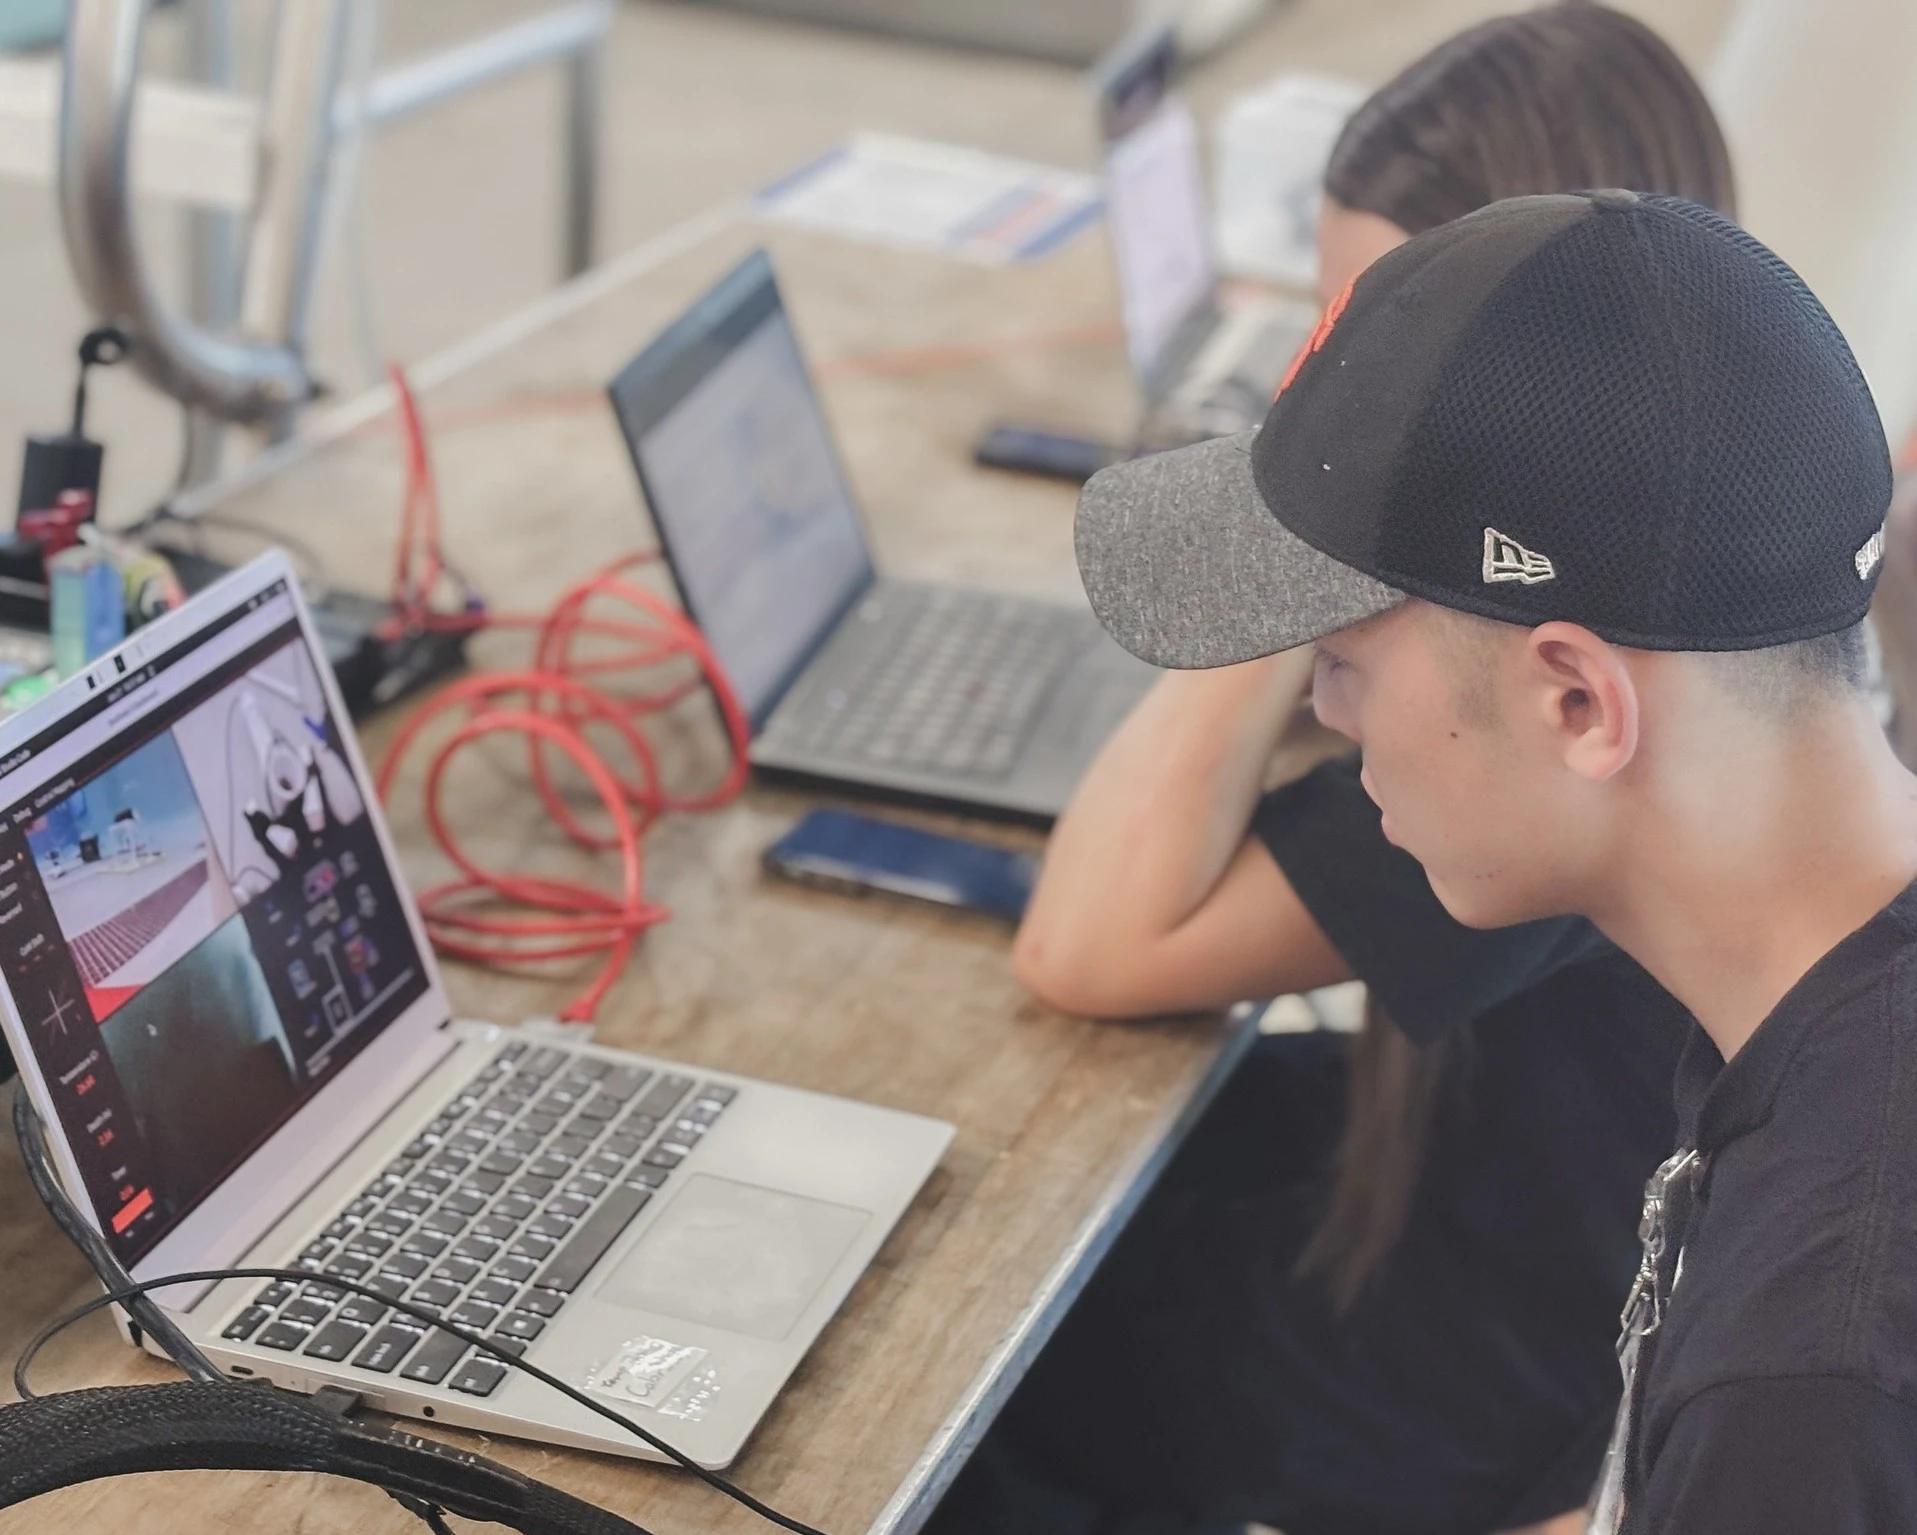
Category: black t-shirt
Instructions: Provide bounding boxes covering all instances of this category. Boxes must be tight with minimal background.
[1617,878,1917,1533]
[1249,756,1691,1532]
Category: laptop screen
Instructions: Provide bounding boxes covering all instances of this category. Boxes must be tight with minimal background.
[1098,31,1215,380]
[0,575,430,1263]
[609,251,876,724]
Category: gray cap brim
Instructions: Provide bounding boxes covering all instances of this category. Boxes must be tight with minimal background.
[1075,430,1404,669]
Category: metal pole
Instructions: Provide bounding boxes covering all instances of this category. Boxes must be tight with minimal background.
[180,0,239,484]
[561,32,600,278]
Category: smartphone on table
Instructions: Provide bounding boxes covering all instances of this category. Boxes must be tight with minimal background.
[762,809,1039,923]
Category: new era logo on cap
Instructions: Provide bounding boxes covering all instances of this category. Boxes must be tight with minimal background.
[1482,528,1556,586]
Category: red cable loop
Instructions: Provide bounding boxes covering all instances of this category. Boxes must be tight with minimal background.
[375,366,751,1022]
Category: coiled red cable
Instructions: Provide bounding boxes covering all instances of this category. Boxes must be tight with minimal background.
[374,366,751,1022]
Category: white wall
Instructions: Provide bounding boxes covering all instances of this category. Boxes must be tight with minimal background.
[1711,0,1917,456]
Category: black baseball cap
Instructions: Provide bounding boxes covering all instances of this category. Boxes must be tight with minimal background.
[1076,191,1894,667]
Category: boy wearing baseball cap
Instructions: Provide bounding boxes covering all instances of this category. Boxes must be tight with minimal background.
[1076,190,1917,1531]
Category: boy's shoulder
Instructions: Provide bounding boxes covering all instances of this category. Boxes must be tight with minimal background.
[1648,888,1917,1428]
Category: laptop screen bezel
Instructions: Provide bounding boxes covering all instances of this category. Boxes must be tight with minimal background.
[606,248,880,734]
[0,550,457,1289]
[1092,25,1221,404]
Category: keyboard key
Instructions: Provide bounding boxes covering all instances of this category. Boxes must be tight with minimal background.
[367,1210,412,1237]
[400,1329,471,1385]
[528,1155,572,1181]
[401,1231,448,1258]
[500,1129,541,1155]
[462,1170,506,1196]
[222,1306,272,1341]
[300,1239,336,1265]
[599,1065,651,1100]
[508,1234,556,1262]
[549,1134,593,1160]
[496,1194,539,1223]
[322,1217,357,1242]
[498,1040,529,1063]
[512,1175,555,1200]
[337,1295,389,1327]
[353,1325,425,1374]
[303,1320,371,1361]
[281,1296,333,1327]
[496,1311,546,1342]
[449,1301,500,1331]
[449,1358,510,1397]
[255,1283,296,1308]
[571,1057,611,1080]
[366,1272,410,1300]
[422,1209,468,1236]
[526,1213,574,1240]
[631,1075,694,1122]
[433,1257,483,1286]
[256,1321,309,1351]
[551,1194,592,1221]
[389,1189,434,1217]
[538,1185,651,1292]
[490,1255,538,1284]
[586,1154,628,1181]
[524,1047,568,1077]
[483,1335,527,1359]
[323,1254,372,1281]
[302,1282,346,1303]
[453,1236,501,1263]
[473,1214,520,1242]
[631,1165,671,1190]
[442,1189,486,1216]
[382,1252,431,1280]
[575,1096,619,1123]
[617,1114,658,1140]
[343,1231,394,1259]
[642,1148,684,1171]
[602,1134,645,1160]
[469,1276,518,1307]
[515,1287,564,1317]
[410,1279,462,1312]
[478,1152,522,1177]
[702,1085,736,1106]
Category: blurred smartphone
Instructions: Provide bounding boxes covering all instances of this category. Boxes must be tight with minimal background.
[973,424,1117,484]
[762,809,1038,923]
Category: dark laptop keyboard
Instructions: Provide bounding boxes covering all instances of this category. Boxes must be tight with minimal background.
[219,1040,733,1397]
[792,592,1088,779]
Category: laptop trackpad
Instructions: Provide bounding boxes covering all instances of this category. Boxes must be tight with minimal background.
[596,1175,870,1341]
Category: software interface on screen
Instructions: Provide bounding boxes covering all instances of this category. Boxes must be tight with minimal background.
[0,581,429,1263]
[635,306,873,719]
[1105,99,1214,377]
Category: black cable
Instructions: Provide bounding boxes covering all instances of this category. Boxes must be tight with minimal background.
[15,1264,830,1535]
[16,1095,459,1535]
[10,1092,219,1385]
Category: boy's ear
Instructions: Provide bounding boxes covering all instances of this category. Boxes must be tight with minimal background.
[1525,622,1639,781]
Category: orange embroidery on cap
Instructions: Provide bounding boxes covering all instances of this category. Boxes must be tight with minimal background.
[1275,272,1358,399]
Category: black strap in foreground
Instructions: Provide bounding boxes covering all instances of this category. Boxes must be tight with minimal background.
[0,1380,648,1535]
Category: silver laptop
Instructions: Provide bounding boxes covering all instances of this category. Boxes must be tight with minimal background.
[608,249,1158,821]
[1096,25,1320,449]
[0,549,952,1468]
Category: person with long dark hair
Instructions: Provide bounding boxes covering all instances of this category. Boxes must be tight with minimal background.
[932,8,1735,1534]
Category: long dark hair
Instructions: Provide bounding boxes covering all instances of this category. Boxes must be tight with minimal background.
[1296,2,1733,1314]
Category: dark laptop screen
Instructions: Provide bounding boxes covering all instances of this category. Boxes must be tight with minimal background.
[609,251,875,723]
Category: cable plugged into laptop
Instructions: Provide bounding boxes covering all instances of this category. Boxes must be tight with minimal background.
[6,1092,831,1535]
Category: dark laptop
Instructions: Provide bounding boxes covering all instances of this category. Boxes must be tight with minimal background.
[607,250,1158,820]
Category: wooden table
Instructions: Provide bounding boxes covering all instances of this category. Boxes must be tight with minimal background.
[0,217,1268,1534]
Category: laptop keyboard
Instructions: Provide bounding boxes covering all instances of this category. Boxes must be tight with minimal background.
[219,1040,733,1397]
[788,591,1088,779]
